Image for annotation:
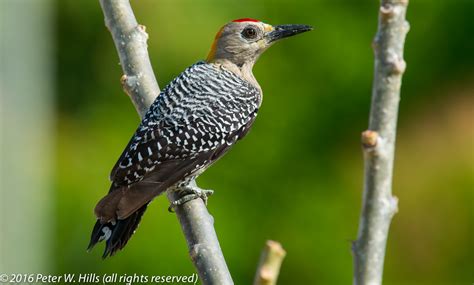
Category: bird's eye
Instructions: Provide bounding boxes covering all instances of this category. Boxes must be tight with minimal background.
[242,26,258,40]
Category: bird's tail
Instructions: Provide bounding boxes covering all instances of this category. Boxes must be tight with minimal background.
[87,203,148,258]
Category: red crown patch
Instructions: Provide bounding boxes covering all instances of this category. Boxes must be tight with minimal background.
[232,18,260,23]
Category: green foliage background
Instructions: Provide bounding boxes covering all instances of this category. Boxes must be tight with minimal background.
[54,0,473,284]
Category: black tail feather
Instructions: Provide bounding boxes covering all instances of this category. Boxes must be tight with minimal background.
[87,203,149,258]
[87,220,105,251]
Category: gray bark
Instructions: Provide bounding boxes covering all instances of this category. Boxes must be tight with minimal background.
[167,191,233,285]
[99,0,159,117]
[99,1,233,284]
[353,1,410,285]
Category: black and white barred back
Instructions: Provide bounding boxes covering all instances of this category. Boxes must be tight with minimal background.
[89,61,262,257]
[112,61,261,186]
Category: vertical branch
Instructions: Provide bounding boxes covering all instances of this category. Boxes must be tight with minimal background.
[353,0,409,285]
[99,1,233,284]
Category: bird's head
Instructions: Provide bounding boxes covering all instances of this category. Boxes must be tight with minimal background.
[207,18,312,67]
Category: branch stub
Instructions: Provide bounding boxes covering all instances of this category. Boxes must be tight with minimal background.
[361,130,379,148]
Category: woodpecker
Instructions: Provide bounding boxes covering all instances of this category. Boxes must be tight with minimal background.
[88,18,312,257]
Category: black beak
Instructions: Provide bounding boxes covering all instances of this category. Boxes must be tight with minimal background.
[266,24,313,43]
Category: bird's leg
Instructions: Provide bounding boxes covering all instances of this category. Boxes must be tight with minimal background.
[168,180,214,212]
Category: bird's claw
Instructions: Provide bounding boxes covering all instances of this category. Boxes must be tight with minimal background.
[168,186,214,212]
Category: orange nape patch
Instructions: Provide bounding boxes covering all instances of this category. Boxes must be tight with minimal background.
[233,18,260,23]
[206,26,225,62]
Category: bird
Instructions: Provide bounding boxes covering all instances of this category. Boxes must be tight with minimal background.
[88,18,312,258]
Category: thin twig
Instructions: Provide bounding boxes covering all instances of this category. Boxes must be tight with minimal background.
[98,1,233,284]
[352,1,409,285]
[253,241,286,285]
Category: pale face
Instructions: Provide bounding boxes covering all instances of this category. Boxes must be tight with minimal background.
[207,19,312,66]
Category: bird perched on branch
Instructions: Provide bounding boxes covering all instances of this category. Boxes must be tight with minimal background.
[88,18,312,258]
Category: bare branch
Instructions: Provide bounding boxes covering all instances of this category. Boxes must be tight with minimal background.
[253,241,286,285]
[99,0,159,117]
[353,0,409,284]
[167,191,233,284]
[99,1,233,284]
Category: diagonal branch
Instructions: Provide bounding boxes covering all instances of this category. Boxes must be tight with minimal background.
[352,0,409,284]
[99,0,159,117]
[99,1,233,284]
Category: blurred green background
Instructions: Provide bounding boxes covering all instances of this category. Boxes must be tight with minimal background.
[1,0,473,284]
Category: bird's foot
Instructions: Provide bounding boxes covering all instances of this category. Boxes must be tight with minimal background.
[168,183,214,212]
